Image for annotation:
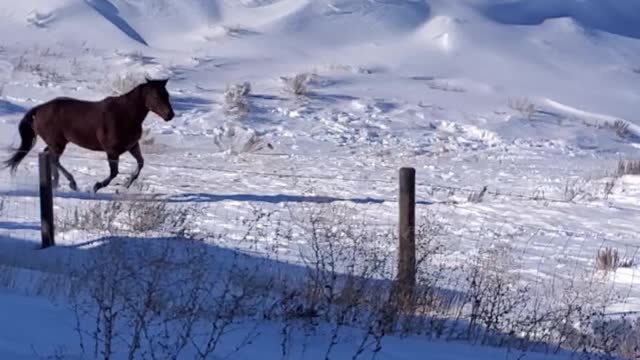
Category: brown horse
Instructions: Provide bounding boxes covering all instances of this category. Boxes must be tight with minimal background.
[3,77,175,193]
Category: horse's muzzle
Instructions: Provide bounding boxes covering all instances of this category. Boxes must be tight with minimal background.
[165,109,175,121]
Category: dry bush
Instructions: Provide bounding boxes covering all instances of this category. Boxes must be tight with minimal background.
[562,178,595,202]
[212,124,271,154]
[467,185,488,203]
[224,82,251,117]
[508,97,536,120]
[58,189,189,236]
[34,66,65,87]
[11,54,64,86]
[58,202,635,359]
[595,317,640,359]
[0,265,17,291]
[603,179,616,200]
[69,238,265,360]
[608,120,631,139]
[462,244,529,345]
[596,247,634,272]
[282,204,398,359]
[427,80,466,93]
[281,73,311,97]
[587,314,640,359]
[616,159,640,177]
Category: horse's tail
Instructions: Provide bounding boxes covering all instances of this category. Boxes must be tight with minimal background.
[3,107,38,174]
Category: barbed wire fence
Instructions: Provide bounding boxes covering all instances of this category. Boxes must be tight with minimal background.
[0,150,639,357]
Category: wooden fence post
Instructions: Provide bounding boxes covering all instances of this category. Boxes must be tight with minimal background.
[39,152,55,248]
[396,167,416,305]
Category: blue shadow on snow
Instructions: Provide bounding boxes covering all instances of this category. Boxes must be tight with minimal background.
[84,0,148,45]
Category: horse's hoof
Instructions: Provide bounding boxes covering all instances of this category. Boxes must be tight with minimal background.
[92,183,101,193]
[69,182,78,191]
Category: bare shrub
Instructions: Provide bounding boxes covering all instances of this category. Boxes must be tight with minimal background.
[12,52,29,72]
[562,178,594,202]
[586,312,640,359]
[281,73,311,97]
[596,247,633,272]
[463,244,529,345]
[405,216,458,336]
[212,124,271,154]
[616,159,640,177]
[603,178,616,200]
[0,265,17,290]
[58,188,189,236]
[10,51,64,86]
[69,237,264,360]
[467,185,488,203]
[508,97,536,120]
[285,204,397,359]
[59,202,635,359]
[596,317,640,359]
[427,80,466,93]
[224,82,251,117]
[34,66,65,87]
[608,119,631,139]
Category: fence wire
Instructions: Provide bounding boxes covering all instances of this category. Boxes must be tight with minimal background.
[0,152,639,321]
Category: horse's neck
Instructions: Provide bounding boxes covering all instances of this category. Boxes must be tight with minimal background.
[118,86,149,123]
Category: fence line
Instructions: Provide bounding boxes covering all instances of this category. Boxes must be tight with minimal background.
[8,150,636,208]
[2,160,640,314]
[63,154,639,206]
[2,152,639,249]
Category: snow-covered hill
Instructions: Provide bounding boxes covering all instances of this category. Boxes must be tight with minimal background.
[1,0,640,358]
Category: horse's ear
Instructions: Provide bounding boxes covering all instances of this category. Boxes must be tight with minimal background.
[161,78,169,86]
[145,76,152,83]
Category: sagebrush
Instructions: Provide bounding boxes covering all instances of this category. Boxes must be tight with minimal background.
[508,97,536,120]
[224,82,251,117]
[281,73,311,97]
[58,187,189,236]
[596,247,634,272]
[616,159,640,177]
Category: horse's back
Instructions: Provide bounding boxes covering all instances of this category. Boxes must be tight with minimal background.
[32,96,106,151]
[46,96,102,107]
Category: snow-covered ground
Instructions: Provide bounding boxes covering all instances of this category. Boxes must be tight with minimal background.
[1,0,640,358]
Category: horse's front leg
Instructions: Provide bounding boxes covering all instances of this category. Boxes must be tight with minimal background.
[93,153,119,193]
[124,143,144,189]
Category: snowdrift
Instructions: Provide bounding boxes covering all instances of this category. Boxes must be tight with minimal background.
[483,0,640,39]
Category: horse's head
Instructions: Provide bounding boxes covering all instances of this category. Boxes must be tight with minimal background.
[143,77,175,121]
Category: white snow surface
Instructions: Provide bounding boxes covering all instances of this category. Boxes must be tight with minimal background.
[1,0,640,358]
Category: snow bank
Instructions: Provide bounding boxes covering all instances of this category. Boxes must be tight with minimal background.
[483,0,640,39]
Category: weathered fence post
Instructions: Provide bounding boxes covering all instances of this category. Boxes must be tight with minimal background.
[396,167,416,306]
[39,152,55,248]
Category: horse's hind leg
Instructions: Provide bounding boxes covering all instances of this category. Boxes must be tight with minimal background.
[124,143,143,189]
[54,156,78,191]
[45,146,78,191]
[93,153,119,193]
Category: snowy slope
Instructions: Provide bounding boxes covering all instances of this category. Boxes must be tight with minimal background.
[1,0,640,358]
